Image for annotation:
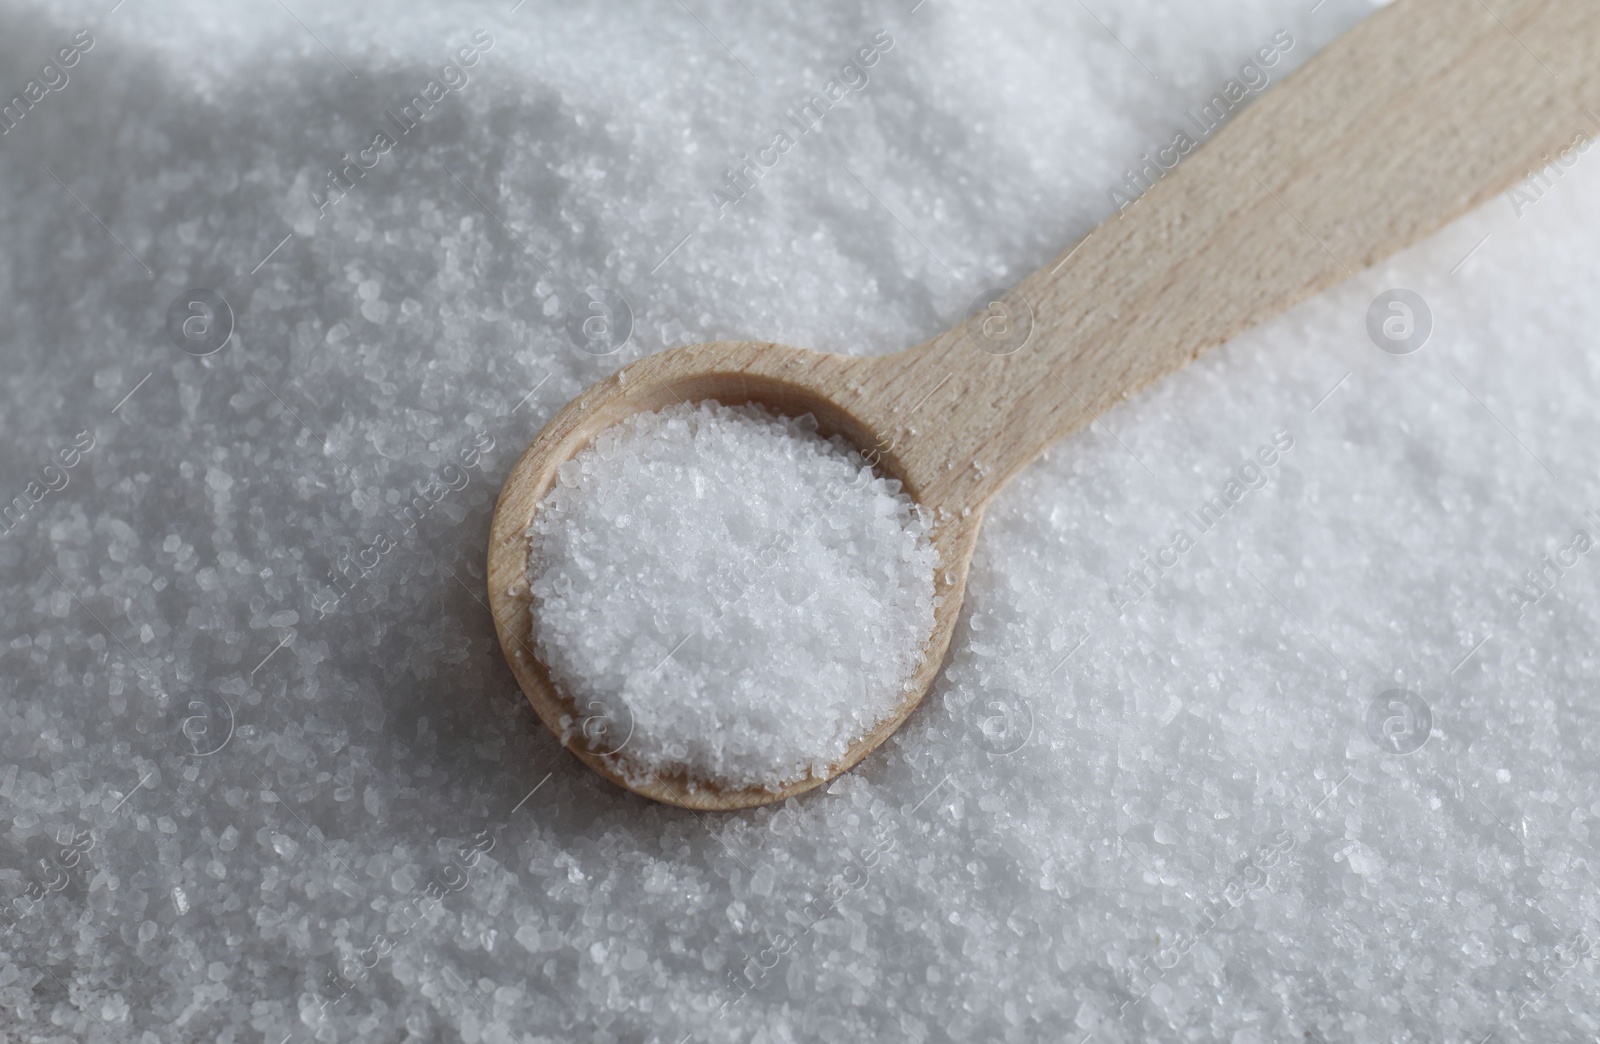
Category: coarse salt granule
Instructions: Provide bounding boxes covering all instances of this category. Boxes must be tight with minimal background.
[526,400,938,789]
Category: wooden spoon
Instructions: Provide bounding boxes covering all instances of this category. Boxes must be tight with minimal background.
[489,0,1600,809]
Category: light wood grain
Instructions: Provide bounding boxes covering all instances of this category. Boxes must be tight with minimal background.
[489,0,1600,809]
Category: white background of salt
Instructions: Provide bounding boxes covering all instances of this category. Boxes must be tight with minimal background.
[0,0,1597,1041]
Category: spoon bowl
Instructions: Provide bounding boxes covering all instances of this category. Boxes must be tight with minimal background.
[490,0,1600,809]
[486,338,985,809]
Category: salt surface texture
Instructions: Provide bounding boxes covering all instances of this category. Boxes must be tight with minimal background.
[3,0,1600,1041]
[526,400,936,789]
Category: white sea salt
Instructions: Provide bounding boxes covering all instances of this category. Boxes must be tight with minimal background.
[525,401,937,789]
[7,0,1600,1040]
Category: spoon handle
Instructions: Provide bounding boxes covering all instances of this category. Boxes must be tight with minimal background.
[867,0,1600,515]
